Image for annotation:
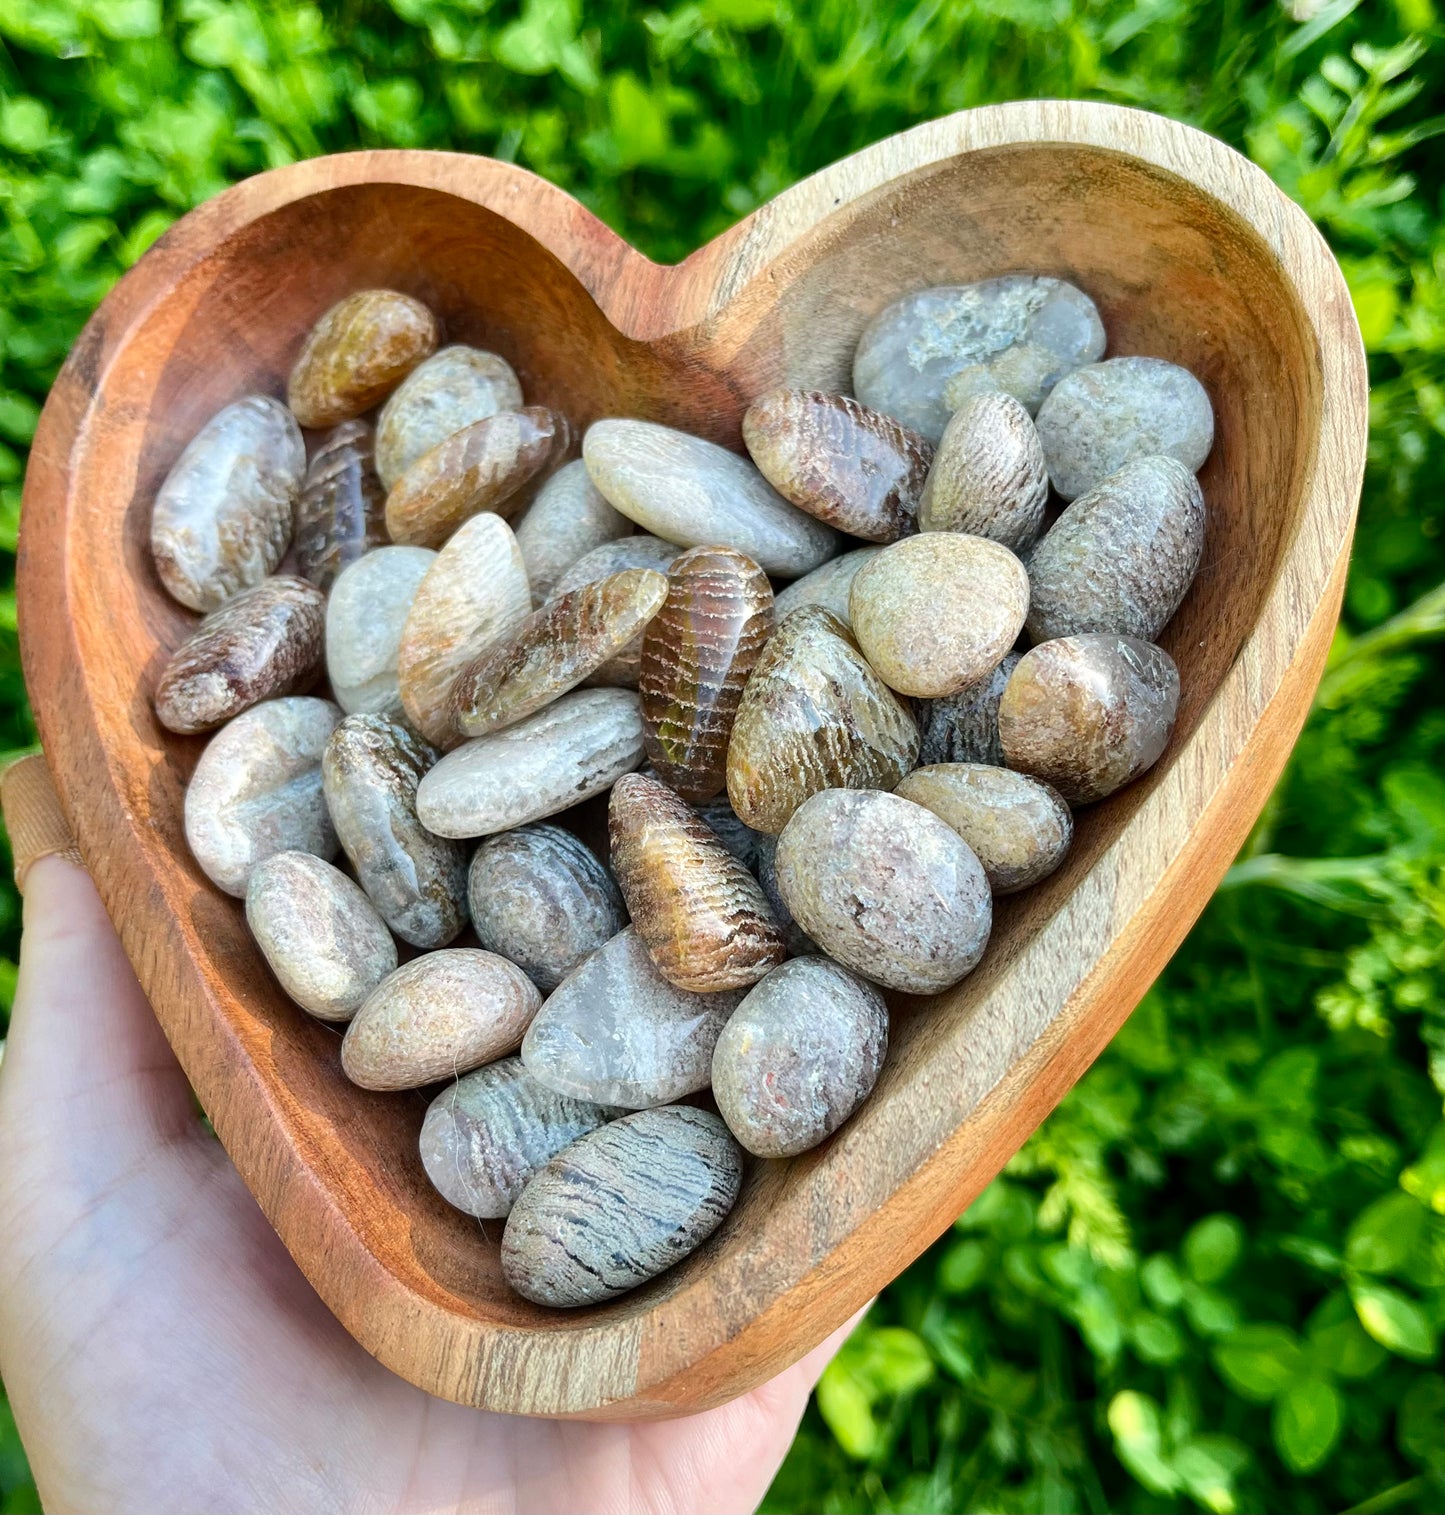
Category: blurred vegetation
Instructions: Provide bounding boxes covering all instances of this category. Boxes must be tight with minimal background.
[2,1,1444,1511]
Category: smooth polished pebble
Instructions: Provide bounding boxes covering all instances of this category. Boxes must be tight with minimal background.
[154,575,324,734]
[341,949,542,1091]
[325,545,436,719]
[695,794,767,873]
[184,696,341,896]
[1035,355,1215,500]
[548,535,680,686]
[753,833,817,957]
[293,419,388,592]
[774,788,992,993]
[609,773,785,992]
[916,652,1021,768]
[918,392,1049,551]
[322,713,469,948]
[742,389,932,542]
[419,1058,620,1219]
[416,688,645,838]
[151,395,304,612]
[500,1106,742,1307]
[521,927,744,1107]
[583,418,838,577]
[287,290,438,429]
[895,763,1073,894]
[998,633,1180,805]
[385,406,570,548]
[375,345,523,491]
[726,605,919,835]
[396,513,533,747]
[1025,454,1205,643]
[771,546,881,630]
[513,459,631,604]
[245,851,397,1021]
[712,956,887,1158]
[451,569,668,738]
[849,533,1029,698]
[639,546,775,802]
[468,823,626,994]
[853,276,1106,441]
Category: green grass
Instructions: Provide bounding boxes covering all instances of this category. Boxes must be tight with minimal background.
[2,2,1445,1511]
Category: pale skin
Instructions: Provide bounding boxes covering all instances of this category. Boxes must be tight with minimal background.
[0,858,854,1515]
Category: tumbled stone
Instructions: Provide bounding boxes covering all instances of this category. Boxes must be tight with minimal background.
[416,688,645,838]
[753,833,817,958]
[385,406,570,549]
[184,696,341,896]
[696,795,767,872]
[293,419,389,592]
[726,606,919,835]
[375,345,523,490]
[609,773,785,993]
[325,545,435,718]
[771,546,881,630]
[419,1058,620,1219]
[548,535,680,686]
[522,927,744,1107]
[639,546,775,803]
[245,851,397,1021]
[322,713,469,948]
[1026,454,1204,643]
[775,788,992,993]
[712,956,887,1158]
[742,389,931,542]
[501,1106,742,1307]
[916,652,1021,768]
[918,392,1048,551]
[583,418,838,577]
[287,289,438,429]
[451,569,667,738]
[154,576,324,734]
[151,395,303,612]
[849,533,1029,698]
[895,763,1073,894]
[396,513,532,747]
[853,276,1106,441]
[468,824,626,994]
[513,459,631,604]
[999,633,1180,805]
[1035,356,1214,500]
[341,949,541,1092]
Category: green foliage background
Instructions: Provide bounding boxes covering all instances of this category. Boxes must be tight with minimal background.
[2,1,1445,1510]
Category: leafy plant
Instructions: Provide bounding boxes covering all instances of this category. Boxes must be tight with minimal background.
[3,3,1444,1513]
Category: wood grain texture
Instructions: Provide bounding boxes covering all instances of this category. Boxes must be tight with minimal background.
[18,103,1366,1418]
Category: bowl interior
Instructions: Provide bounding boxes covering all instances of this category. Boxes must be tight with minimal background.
[57,142,1321,1350]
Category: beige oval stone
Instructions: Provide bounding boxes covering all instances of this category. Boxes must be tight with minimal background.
[998,633,1180,805]
[287,290,438,429]
[396,513,532,747]
[325,545,436,718]
[772,546,881,630]
[375,345,523,491]
[341,949,542,1091]
[774,788,992,994]
[415,687,645,839]
[726,605,919,835]
[919,392,1049,551]
[583,418,838,577]
[184,697,342,896]
[849,533,1029,698]
[895,763,1073,894]
[548,534,681,686]
[385,406,570,549]
[245,851,397,1021]
[513,459,631,604]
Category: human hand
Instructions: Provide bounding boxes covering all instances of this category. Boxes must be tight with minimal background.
[0,838,853,1515]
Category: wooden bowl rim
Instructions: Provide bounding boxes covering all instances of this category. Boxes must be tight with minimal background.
[18,100,1368,1419]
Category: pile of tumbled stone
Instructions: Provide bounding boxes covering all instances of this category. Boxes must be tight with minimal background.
[150,276,1211,1308]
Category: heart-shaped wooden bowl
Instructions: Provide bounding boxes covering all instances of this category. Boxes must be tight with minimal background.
[18,101,1366,1419]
